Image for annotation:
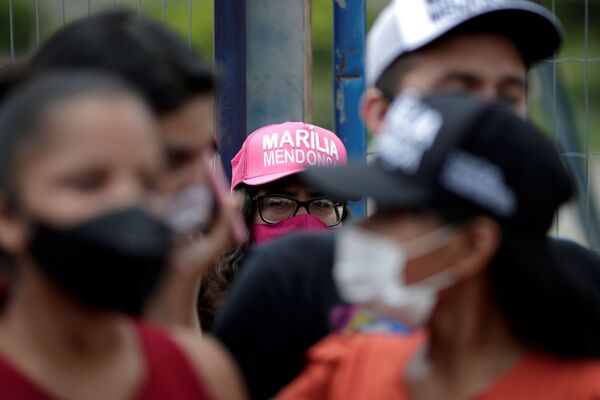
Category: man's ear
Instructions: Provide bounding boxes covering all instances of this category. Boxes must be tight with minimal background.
[361,88,390,135]
[452,217,502,279]
[0,197,28,254]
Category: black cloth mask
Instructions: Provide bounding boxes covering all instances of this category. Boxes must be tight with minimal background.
[29,207,172,315]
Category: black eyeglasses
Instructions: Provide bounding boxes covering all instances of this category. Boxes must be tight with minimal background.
[253,194,345,227]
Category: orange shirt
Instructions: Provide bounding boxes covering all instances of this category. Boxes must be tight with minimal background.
[279,333,600,400]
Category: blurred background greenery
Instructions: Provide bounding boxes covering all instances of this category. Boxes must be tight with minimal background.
[0,0,598,243]
[1,1,597,146]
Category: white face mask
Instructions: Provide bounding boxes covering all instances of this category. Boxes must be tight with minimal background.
[164,183,214,236]
[333,225,458,329]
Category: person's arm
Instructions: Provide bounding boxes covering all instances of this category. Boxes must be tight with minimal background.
[146,194,241,331]
[170,328,248,400]
[213,233,340,399]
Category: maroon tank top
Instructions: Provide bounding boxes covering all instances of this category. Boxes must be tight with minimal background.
[0,322,211,400]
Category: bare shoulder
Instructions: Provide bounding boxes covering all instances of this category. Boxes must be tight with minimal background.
[168,328,248,400]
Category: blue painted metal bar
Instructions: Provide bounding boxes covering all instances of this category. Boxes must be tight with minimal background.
[334,0,367,217]
[214,0,246,180]
[246,0,310,133]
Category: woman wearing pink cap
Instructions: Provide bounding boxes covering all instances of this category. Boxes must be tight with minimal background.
[198,122,350,329]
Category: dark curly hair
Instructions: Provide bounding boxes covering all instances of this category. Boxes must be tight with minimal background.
[198,181,351,330]
[197,184,256,330]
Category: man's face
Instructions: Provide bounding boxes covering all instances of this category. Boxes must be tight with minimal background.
[360,32,521,275]
[363,33,528,132]
[158,94,215,193]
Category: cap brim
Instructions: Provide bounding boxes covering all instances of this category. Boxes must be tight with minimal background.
[240,168,305,187]
[300,163,430,209]
[441,6,562,64]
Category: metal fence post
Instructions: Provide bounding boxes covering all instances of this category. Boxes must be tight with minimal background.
[214,0,246,180]
[246,0,311,133]
[537,64,600,243]
[334,0,367,217]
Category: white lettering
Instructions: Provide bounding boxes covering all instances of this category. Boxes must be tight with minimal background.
[315,132,329,153]
[330,142,339,161]
[306,150,318,165]
[317,152,326,165]
[296,129,310,149]
[317,152,334,166]
[262,127,342,167]
[284,148,295,164]
[264,151,275,166]
[263,133,278,150]
[275,149,284,164]
[426,0,505,22]
[376,94,443,174]
[280,130,294,147]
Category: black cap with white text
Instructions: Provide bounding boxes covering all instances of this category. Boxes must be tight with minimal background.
[302,92,574,233]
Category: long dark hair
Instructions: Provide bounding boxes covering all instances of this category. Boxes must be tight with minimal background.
[198,184,256,330]
[198,182,351,330]
[489,233,600,358]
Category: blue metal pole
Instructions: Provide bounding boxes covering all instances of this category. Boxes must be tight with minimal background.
[246,0,310,133]
[214,0,246,181]
[334,0,367,217]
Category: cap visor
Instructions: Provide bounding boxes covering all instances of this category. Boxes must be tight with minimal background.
[446,6,562,64]
[241,168,305,187]
[300,164,429,209]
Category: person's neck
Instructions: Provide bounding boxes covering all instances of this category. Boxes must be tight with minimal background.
[422,275,525,397]
[0,267,130,368]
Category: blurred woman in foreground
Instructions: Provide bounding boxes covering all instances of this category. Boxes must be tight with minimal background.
[0,73,245,399]
[9,10,239,329]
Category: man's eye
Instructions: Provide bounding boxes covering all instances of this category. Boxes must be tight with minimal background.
[312,200,334,209]
[264,198,293,208]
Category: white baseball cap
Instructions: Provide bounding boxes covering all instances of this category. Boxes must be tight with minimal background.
[367,0,563,86]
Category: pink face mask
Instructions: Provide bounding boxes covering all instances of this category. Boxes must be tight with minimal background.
[252,214,329,244]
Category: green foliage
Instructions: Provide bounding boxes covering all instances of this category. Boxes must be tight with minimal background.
[0,0,34,57]
[142,0,213,56]
[2,0,598,145]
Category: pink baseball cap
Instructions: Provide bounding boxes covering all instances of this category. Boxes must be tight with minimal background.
[231,121,348,190]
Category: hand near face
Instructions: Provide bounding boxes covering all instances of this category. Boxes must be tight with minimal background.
[146,191,244,331]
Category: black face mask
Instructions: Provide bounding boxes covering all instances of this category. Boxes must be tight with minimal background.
[29,207,171,315]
